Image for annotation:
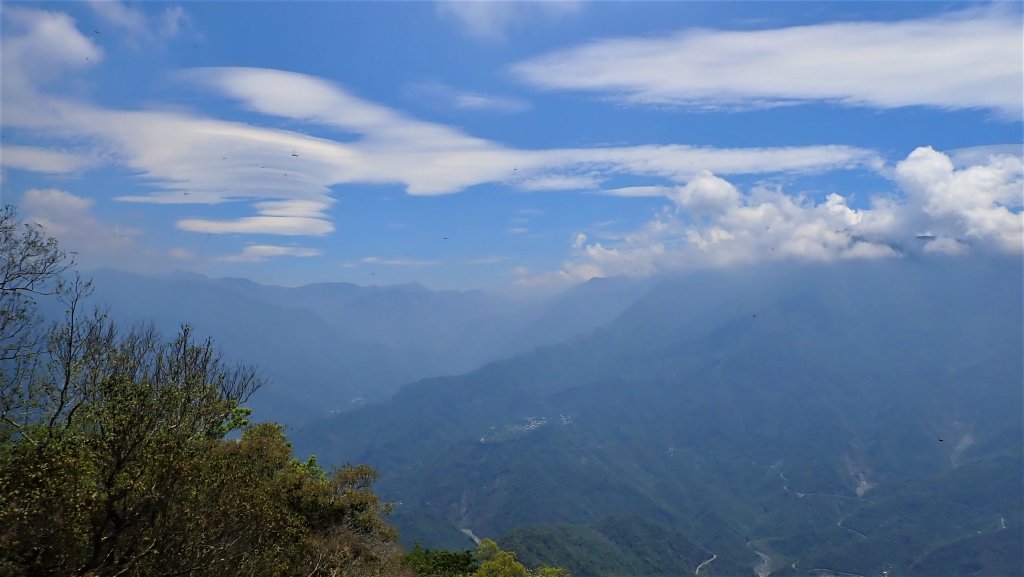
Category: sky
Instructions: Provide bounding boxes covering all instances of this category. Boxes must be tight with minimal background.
[1,1,1021,291]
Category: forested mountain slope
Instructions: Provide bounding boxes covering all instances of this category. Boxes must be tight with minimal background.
[298,259,1023,577]
[76,270,652,424]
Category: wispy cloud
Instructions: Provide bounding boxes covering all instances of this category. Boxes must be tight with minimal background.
[221,244,321,262]
[512,7,1023,117]
[344,256,443,267]
[1,145,95,174]
[89,1,188,44]
[517,174,601,191]
[436,0,583,42]
[20,188,144,268]
[465,256,509,265]
[599,185,672,198]
[2,7,880,247]
[409,82,529,113]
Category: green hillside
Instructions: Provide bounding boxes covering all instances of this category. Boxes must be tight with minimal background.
[300,260,1023,576]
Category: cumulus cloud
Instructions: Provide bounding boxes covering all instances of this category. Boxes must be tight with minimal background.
[668,170,740,215]
[512,7,1023,117]
[531,147,1022,286]
[220,245,321,262]
[895,146,1023,252]
[436,0,583,41]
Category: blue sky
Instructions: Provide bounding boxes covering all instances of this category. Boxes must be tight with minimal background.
[1,1,1021,291]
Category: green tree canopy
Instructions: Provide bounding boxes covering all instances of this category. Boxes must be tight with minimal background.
[0,206,405,577]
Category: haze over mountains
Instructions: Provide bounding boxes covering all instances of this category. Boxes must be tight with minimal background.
[80,269,653,423]
[81,256,1023,577]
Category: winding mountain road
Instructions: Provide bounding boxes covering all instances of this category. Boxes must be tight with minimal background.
[694,553,717,575]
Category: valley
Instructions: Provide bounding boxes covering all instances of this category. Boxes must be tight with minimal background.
[84,259,1024,576]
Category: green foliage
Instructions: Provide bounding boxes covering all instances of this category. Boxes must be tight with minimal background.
[405,540,569,577]
[0,204,74,363]
[470,540,558,577]
[406,543,479,577]
[0,206,407,577]
[500,515,716,577]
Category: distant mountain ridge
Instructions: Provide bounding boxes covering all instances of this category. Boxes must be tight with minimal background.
[295,258,1023,577]
[77,269,653,423]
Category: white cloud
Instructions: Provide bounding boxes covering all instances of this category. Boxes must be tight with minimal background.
[894,146,1022,252]
[512,7,1023,117]
[89,1,188,43]
[552,144,881,182]
[1,6,103,97]
[355,257,442,266]
[532,147,1022,286]
[158,6,187,39]
[2,9,879,243]
[177,197,333,236]
[436,1,583,41]
[178,216,333,236]
[947,145,1023,168]
[220,244,321,262]
[1,145,95,173]
[90,1,148,38]
[410,82,529,113]
[600,185,671,198]
[19,188,145,268]
[517,174,601,191]
[168,247,195,260]
[668,170,740,214]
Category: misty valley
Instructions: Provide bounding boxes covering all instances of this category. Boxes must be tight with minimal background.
[73,260,1022,577]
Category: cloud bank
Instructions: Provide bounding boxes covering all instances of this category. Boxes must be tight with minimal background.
[534,147,1023,286]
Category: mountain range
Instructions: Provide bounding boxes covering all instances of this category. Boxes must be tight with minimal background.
[79,258,1022,576]
[292,259,1023,577]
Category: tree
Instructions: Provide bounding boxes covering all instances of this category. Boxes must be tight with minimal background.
[0,204,74,362]
[406,540,569,577]
[0,206,407,577]
[406,543,480,577]
[470,540,569,577]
